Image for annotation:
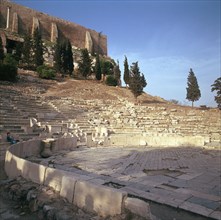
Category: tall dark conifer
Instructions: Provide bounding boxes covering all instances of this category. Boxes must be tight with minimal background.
[95,53,102,80]
[54,39,62,72]
[129,62,146,99]
[22,32,32,65]
[123,56,130,86]
[211,77,221,109]
[66,39,74,75]
[186,68,201,107]
[0,37,4,62]
[33,28,44,67]
[78,48,91,78]
[114,60,121,86]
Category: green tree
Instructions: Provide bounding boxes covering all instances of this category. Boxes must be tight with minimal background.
[129,62,146,99]
[141,73,147,88]
[33,28,44,67]
[78,48,91,78]
[14,42,23,62]
[113,60,121,86]
[95,53,102,80]
[123,56,130,86]
[0,37,4,62]
[66,39,74,75]
[186,68,201,107]
[54,39,73,75]
[54,39,62,73]
[211,77,221,109]
[101,59,114,76]
[22,32,32,65]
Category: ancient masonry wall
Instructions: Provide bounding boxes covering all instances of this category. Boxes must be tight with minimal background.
[4,137,152,219]
[0,0,107,55]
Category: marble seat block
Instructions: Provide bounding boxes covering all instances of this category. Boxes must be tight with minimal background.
[73,181,127,217]
[44,167,70,192]
[21,160,46,184]
[124,197,152,220]
[60,176,78,203]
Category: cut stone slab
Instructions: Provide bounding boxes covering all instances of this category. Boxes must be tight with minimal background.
[179,201,213,217]
[124,197,152,220]
[187,196,220,210]
[60,176,77,203]
[73,180,127,217]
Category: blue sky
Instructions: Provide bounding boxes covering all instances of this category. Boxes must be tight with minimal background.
[13,0,220,107]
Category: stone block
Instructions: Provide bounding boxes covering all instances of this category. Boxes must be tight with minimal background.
[124,197,152,219]
[22,160,46,184]
[44,167,71,192]
[22,140,41,157]
[73,180,127,217]
[60,176,77,203]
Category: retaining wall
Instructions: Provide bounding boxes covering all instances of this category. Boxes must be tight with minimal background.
[106,133,208,147]
[4,137,152,218]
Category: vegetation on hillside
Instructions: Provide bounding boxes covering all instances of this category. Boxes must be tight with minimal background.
[54,38,73,76]
[186,68,201,107]
[33,28,44,67]
[128,62,147,99]
[0,54,18,82]
[211,77,221,109]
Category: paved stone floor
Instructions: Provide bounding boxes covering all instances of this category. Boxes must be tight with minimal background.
[29,146,221,220]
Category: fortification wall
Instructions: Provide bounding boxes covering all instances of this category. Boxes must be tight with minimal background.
[0,0,107,55]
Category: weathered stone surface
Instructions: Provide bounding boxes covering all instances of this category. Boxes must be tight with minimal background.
[12,12,18,33]
[73,180,127,217]
[124,197,152,219]
[85,31,93,54]
[51,22,58,43]
[60,176,77,203]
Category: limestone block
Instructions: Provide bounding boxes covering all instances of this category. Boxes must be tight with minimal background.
[73,181,127,217]
[22,160,46,184]
[51,22,58,43]
[44,167,71,192]
[4,151,20,178]
[60,176,77,203]
[12,12,18,33]
[140,140,147,146]
[124,197,152,220]
[32,17,40,35]
[85,31,93,54]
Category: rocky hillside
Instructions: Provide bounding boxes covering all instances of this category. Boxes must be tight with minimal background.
[2,69,167,104]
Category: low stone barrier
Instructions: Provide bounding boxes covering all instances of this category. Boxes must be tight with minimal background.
[106,133,208,147]
[4,137,152,219]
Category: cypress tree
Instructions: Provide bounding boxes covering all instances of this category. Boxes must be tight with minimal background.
[95,53,102,80]
[141,73,147,88]
[123,56,130,86]
[211,77,221,109]
[61,40,68,74]
[113,60,121,86]
[0,37,4,62]
[186,68,201,107]
[66,39,74,75]
[54,39,62,72]
[14,42,22,62]
[33,28,44,67]
[129,62,146,99]
[78,48,91,78]
[22,32,32,65]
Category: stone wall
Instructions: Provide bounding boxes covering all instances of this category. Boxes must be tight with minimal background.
[4,137,152,219]
[0,0,107,55]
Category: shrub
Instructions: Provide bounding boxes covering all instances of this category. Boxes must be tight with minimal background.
[106,75,118,86]
[0,63,18,82]
[3,54,18,67]
[37,65,56,79]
